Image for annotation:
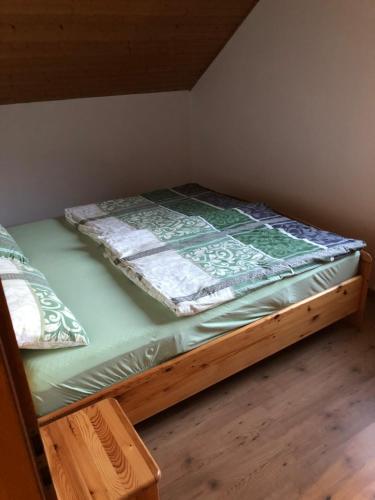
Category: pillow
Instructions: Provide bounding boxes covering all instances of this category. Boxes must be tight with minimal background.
[0,258,89,349]
[0,224,28,263]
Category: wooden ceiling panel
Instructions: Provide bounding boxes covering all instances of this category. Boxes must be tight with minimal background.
[0,0,259,104]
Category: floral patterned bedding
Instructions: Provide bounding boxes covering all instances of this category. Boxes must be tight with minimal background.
[0,224,28,263]
[0,258,88,348]
[65,184,365,316]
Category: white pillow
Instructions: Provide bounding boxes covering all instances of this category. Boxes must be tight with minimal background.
[0,258,89,349]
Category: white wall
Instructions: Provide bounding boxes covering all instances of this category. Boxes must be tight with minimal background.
[191,0,375,282]
[0,91,190,226]
[1,0,373,282]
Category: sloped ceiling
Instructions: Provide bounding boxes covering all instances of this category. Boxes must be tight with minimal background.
[0,0,259,105]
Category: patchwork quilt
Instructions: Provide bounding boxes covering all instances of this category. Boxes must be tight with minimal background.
[65,184,365,316]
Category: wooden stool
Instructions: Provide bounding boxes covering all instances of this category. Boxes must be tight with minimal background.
[40,398,160,499]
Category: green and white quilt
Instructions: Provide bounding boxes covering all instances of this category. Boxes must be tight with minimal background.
[65,184,365,316]
[0,224,28,263]
[0,258,89,348]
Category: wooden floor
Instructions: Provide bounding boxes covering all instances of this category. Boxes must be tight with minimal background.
[137,295,375,500]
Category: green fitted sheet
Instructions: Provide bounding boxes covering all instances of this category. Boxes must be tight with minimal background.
[9,218,360,416]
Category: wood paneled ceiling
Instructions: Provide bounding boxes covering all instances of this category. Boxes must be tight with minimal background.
[0,1,259,105]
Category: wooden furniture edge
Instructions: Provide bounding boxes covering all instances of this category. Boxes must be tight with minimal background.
[0,280,47,499]
[352,250,372,329]
[0,279,41,442]
[108,399,161,483]
[40,398,160,499]
[38,267,367,428]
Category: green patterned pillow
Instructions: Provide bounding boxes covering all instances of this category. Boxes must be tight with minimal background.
[0,224,28,263]
[0,258,89,349]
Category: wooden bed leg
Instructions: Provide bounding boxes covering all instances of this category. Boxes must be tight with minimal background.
[350,250,373,331]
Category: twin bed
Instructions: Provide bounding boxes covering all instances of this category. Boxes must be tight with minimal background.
[1,185,372,428]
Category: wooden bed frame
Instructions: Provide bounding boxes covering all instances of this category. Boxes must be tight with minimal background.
[0,243,372,496]
[35,249,372,428]
[1,249,372,426]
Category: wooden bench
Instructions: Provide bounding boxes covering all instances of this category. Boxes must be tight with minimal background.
[40,398,160,499]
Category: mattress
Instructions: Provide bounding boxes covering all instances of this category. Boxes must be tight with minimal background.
[9,218,360,417]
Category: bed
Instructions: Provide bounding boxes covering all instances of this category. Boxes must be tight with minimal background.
[7,211,371,426]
